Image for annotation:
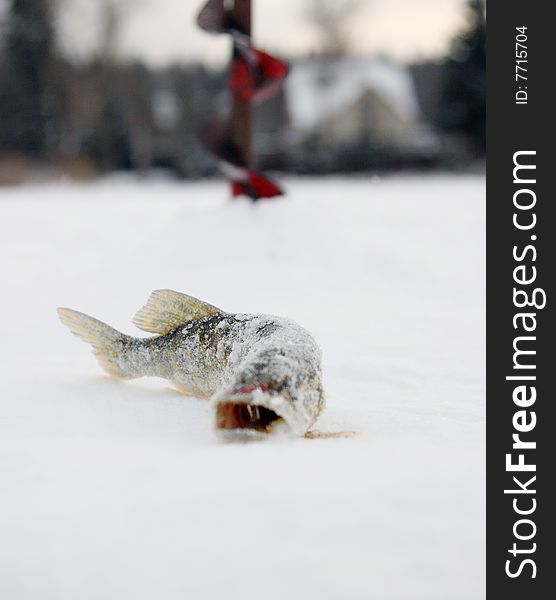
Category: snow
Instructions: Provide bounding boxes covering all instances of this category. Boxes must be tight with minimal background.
[286,57,420,132]
[0,174,485,600]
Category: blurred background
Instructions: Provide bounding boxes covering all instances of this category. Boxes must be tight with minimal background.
[0,0,485,186]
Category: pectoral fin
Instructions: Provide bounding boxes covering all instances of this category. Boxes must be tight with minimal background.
[132,289,222,335]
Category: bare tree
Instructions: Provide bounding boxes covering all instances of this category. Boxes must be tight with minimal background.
[97,0,136,63]
[304,0,369,57]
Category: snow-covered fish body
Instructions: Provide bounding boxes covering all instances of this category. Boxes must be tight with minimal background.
[58,290,325,435]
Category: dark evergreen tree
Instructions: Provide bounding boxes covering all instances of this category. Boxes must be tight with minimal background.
[1,0,59,157]
[439,0,486,155]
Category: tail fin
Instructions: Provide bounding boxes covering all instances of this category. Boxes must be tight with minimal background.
[57,308,132,379]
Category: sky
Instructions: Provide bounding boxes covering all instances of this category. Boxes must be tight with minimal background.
[54,0,468,66]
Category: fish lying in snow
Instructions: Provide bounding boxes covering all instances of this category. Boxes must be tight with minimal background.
[58,290,325,435]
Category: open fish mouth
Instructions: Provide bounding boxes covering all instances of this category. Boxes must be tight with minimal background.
[215,401,285,433]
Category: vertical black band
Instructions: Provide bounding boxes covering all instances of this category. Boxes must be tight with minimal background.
[487,1,555,597]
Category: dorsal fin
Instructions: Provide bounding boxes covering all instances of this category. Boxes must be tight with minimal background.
[132,290,222,335]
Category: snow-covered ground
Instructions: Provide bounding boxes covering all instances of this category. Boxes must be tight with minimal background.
[0,175,485,600]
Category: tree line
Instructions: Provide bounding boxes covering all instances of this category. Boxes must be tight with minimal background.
[0,0,485,179]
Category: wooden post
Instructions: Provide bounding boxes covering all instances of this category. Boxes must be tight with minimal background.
[230,0,252,169]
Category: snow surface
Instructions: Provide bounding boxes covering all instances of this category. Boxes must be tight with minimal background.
[0,174,485,600]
